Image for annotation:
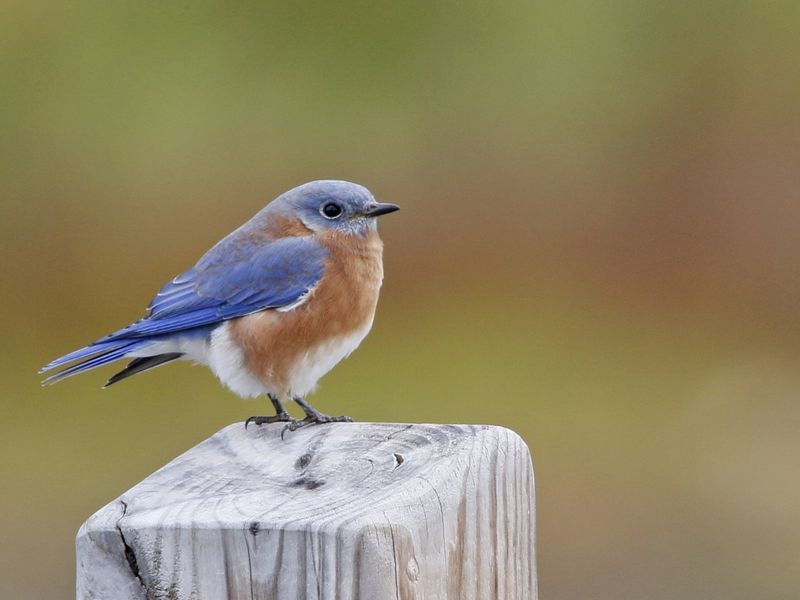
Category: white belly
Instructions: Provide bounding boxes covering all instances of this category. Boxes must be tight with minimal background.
[284,318,374,398]
[130,316,374,401]
[206,318,374,400]
[128,325,269,398]
[207,322,270,398]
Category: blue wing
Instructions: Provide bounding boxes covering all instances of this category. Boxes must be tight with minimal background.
[111,235,328,338]
[41,235,328,380]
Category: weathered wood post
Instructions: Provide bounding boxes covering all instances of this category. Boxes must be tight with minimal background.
[77,423,537,599]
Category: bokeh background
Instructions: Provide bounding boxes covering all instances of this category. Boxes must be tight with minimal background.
[3,2,800,598]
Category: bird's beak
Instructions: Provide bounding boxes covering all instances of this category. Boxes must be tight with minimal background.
[363,202,400,217]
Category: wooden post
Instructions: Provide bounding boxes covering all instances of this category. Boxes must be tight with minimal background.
[77,423,537,599]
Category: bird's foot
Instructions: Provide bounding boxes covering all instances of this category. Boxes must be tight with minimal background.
[245,411,292,429]
[279,397,353,437]
[280,412,353,438]
[287,413,353,432]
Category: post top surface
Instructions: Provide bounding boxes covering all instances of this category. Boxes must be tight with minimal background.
[81,422,529,536]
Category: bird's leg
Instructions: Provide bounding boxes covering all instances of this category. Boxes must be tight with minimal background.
[245,394,292,428]
[285,397,353,432]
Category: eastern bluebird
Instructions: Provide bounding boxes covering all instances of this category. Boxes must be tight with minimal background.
[40,180,399,430]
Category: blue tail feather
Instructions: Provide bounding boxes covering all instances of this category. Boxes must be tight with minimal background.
[41,340,148,385]
[40,339,135,373]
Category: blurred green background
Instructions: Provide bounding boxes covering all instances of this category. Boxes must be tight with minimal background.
[3,1,800,598]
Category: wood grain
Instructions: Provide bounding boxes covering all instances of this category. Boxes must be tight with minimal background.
[77,423,537,599]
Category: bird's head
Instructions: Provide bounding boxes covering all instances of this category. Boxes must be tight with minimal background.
[271,180,399,236]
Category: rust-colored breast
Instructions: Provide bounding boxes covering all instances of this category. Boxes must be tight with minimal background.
[230,228,384,398]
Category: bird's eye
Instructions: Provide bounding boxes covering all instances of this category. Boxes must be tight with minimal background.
[320,202,343,219]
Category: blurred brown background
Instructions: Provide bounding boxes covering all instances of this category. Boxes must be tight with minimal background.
[3,2,800,598]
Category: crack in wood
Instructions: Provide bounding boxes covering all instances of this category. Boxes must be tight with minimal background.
[116,500,147,595]
[392,453,405,469]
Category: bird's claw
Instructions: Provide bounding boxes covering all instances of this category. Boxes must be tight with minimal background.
[245,412,292,429]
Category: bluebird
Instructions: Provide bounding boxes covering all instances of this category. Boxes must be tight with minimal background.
[40,180,399,430]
